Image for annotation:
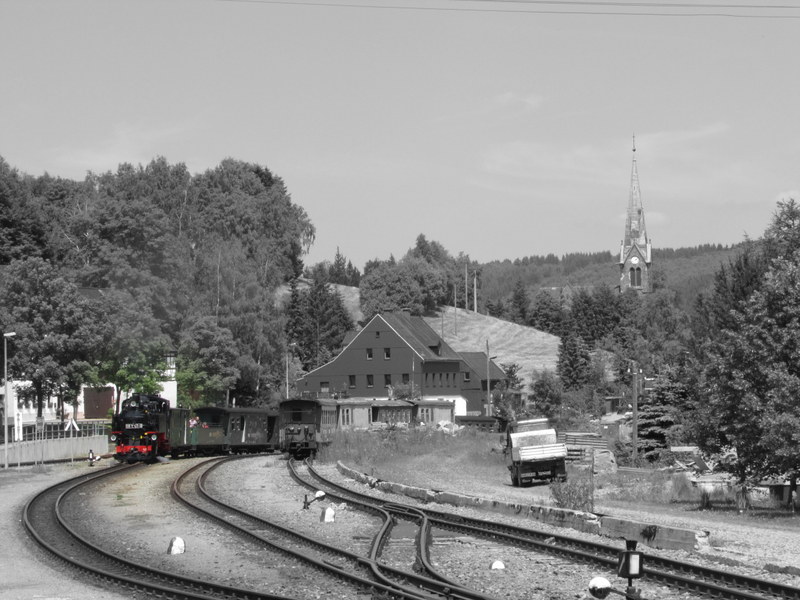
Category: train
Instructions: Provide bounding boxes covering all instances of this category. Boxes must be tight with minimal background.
[109,393,278,462]
[278,398,338,458]
[110,393,457,462]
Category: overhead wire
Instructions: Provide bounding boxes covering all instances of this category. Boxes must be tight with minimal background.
[217,0,800,19]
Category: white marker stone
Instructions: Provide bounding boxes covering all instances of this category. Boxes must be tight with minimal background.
[167,536,185,554]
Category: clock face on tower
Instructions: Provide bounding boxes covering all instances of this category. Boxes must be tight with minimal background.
[630,256,640,265]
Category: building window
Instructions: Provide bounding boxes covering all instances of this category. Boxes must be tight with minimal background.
[630,266,642,287]
[367,374,374,388]
[341,407,352,426]
[384,347,391,359]
[320,381,329,393]
[366,348,373,360]
[402,373,409,384]
[349,375,356,388]
[418,407,433,423]
[384,374,392,387]
[375,330,380,338]
[464,372,471,382]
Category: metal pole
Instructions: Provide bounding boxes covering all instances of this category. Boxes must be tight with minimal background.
[473,271,477,313]
[464,262,468,311]
[632,365,639,463]
[4,332,16,470]
[486,340,490,416]
[3,335,8,470]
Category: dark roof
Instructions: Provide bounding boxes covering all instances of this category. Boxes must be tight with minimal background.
[459,351,506,380]
[378,311,461,361]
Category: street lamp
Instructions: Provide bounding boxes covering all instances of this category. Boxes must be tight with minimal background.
[4,332,16,470]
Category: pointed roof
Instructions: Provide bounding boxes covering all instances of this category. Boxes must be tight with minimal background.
[379,311,461,361]
[302,311,461,379]
[623,135,648,248]
[458,351,506,380]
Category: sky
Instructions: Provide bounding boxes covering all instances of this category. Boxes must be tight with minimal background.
[2,0,798,270]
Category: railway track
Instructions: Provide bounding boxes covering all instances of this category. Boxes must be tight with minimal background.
[294,459,800,600]
[22,461,298,600]
[184,455,507,600]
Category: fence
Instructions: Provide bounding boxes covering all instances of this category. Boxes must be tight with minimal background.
[558,432,610,463]
[2,435,111,467]
[1,419,108,443]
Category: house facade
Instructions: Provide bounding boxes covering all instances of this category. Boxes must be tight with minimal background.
[296,311,506,417]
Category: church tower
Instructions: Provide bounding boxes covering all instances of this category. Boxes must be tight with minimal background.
[619,137,652,292]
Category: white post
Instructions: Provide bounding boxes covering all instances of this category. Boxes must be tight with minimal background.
[3,332,16,470]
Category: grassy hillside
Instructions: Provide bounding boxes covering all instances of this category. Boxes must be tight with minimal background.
[423,307,559,388]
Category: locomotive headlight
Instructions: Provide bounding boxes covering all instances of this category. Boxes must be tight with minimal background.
[109,434,118,442]
[150,433,158,441]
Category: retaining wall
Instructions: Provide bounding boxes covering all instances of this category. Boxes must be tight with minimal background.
[337,461,709,552]
[1,435,109,467]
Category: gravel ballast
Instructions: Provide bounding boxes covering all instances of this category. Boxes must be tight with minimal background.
[2,456,800,599]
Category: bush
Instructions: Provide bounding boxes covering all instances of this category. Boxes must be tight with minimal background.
[670,472,695,503]
[550,470,594,512]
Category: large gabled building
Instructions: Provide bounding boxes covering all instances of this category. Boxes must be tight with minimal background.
[296,311,506,416]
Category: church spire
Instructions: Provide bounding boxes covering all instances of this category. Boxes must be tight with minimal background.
[624,134,648,247]
[619,135,652,292]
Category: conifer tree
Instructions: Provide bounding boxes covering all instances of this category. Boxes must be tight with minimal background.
[556,333,591,391]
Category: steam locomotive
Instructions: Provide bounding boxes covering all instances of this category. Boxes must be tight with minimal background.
[109,393,278,463]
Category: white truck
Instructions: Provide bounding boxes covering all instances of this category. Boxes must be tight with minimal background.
[505,418,567,486]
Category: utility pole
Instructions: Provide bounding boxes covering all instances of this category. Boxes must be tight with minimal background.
[453,283,457,335]
[464,263,468,311]
[631,362,640,463]
[473,271,477,313]
[486,340,490,416]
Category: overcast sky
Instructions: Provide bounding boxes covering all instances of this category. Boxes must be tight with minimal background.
[2,0,798,269]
